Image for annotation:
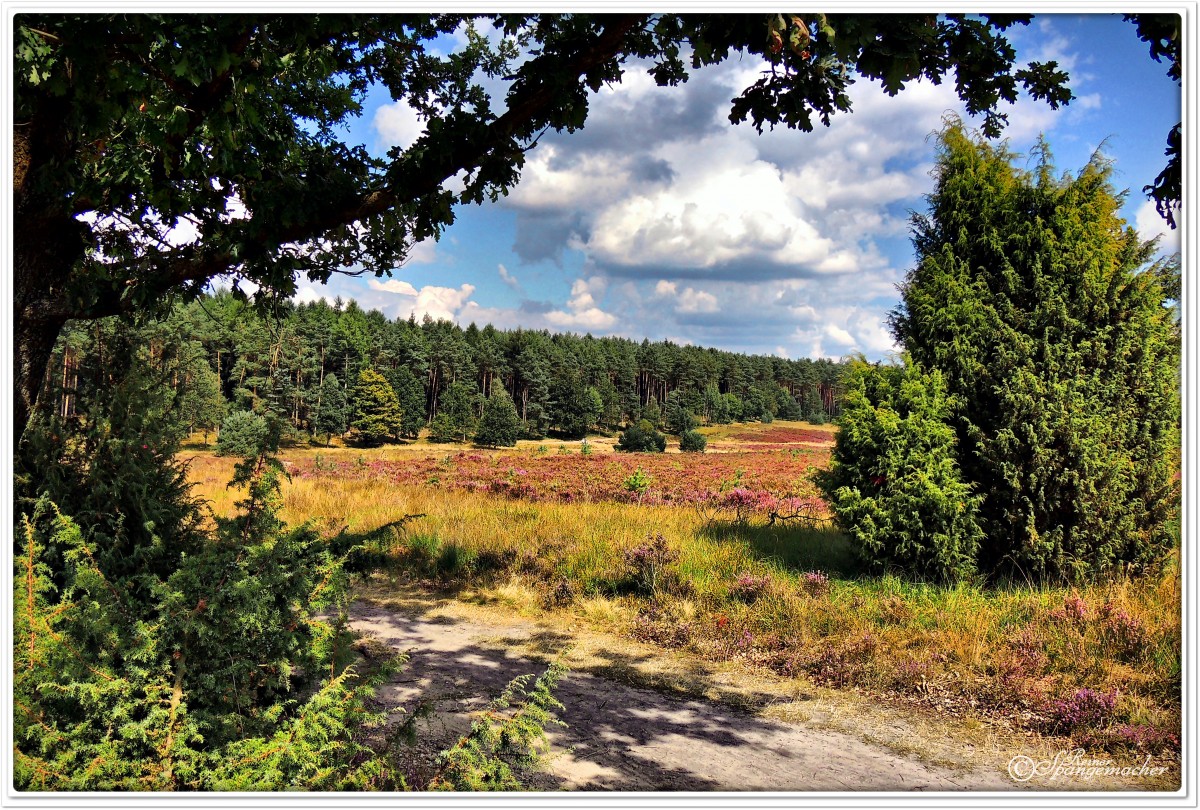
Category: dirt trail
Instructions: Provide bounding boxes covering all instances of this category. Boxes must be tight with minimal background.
[348,587,1164,792]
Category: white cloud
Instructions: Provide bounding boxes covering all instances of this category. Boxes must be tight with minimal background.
[676,287,718,314]
[1136,201,1181,254]
[407,239,437,265]
[498,263,521,288]
[373,101,426,151]
[368,278,419,296]
[544,276,617,331]
[413,284,475,322]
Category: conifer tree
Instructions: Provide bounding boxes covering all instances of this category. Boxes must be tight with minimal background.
[314,373,348,445]
[348,368,403,447]
[383,366,429,439]
[888,122,1180,581]
[428,381,479,443]
[474,389,522,448]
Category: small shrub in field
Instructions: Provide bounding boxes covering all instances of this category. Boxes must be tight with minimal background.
[542,577,576,608]
[624,533,678,596]
[622,467,652,502]
[890,657,932,692]
[1045,688,1117,733]
[1051,593,1090,624]
[799,570,830,598]
[616,420,666,453]
[1097,602,1149,661]
[877,595,913,625]
[679,430,707,453]
[216,410,269,456]
[805,632,879,688]
[731,572,771,603]
[579,439,593,456]
[1100,723,1180,754]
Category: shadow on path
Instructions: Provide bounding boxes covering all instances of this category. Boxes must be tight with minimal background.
[349,597,1020,792]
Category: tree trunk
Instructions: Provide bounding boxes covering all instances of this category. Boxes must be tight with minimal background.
[14,209,87,446]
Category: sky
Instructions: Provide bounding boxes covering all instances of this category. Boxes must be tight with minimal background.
[292,13,1183,362]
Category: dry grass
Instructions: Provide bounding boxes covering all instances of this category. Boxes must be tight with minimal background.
[183,422,1181,760]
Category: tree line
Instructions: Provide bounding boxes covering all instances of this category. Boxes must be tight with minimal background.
[44,293,847,448]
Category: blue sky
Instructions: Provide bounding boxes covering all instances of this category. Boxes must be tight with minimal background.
[292,14,1182,361]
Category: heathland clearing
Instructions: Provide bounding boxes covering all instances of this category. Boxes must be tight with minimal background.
[183,420,1180,790]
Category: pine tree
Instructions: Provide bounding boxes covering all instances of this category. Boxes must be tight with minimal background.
[888,122,1180,581]
[383,366,428,439]
[428,381,478,443]
[348,368,403,447]
[314,373,348,445]
[474,389,522,448]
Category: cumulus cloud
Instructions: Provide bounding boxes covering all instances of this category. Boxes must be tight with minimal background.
[544,276,617,331]
[373,101,426,151]
[413,284,475,322]
[675,287,719,314]
[368,278,419,296]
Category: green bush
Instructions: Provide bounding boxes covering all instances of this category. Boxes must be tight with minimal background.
[474,389,522,448]
[348,368,403,446]
[616,420,666,453]
[816,358,982,583]
[679,430,707,453]
[216,410,269,457]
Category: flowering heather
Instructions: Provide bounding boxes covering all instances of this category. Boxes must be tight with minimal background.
[1050,593,1090,624]
[624,534,679,596]
[729,427,834,446]
[1046,688,1117,732]
[1098,602,1149,661]
[799,570,830,598]
[731,573,771,602]
[291,446,830,517]
[1106,723,1180,753]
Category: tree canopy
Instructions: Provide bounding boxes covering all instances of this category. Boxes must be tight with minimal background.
[15,12,1180,440]
[824,123,1180,583]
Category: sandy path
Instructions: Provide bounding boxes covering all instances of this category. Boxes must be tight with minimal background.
[348,595,1027,791]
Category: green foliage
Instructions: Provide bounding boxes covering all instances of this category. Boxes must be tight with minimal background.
[429,663,567,791]
[349,368,403,447]
[474,389,522,448]
[313,374,348,444]
[216,410,269,457]
[14,331,394,789]
[383,366,428,439]
[428,381,479,443]
[663,390,697,435]
[889,123,1180,582]
[178,360,226,444]
[616,420,667,453]
[640,401,662,429]
[623,467,653,501]
[679,429,707,453]
[817,358,982,583]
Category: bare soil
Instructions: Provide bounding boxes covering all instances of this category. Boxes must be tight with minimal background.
[349,581,1175,793]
